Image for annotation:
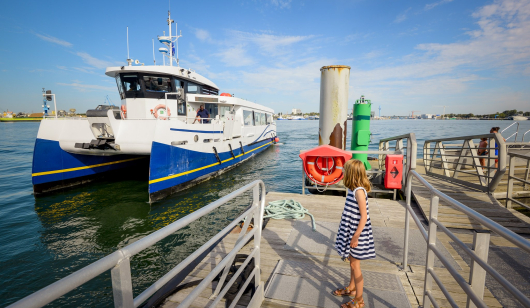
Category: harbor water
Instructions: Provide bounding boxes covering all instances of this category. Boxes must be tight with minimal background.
[1,119,530,307]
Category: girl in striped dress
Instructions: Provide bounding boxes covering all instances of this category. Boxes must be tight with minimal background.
[332,159,375,308]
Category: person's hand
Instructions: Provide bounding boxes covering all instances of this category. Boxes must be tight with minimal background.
[350,235,359,248]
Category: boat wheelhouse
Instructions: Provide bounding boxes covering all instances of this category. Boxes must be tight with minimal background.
[32,12,277,202]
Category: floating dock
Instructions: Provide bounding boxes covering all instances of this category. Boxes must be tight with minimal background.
[160,191,528,308]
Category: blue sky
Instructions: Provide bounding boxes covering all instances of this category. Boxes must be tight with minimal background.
[0,0,529,116]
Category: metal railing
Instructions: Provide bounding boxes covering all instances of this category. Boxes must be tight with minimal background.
[8,180,266,308]
[423,133,506,193]
[378,133,418,188]
[523,129,530,142]
[506,152,530,210]
[402,170,530,308]
[501,122,519,141]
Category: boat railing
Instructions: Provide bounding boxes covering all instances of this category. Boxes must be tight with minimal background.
[506,152,530,210]
[378,133,418,188]
[423,133,506,193]
[402,170,530,308]
[7,180,266,308]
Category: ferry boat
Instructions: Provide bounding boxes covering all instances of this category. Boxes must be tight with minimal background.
[32,12,277,202]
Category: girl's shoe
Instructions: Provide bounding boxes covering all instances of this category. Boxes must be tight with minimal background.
[332,287,356,297]
[341,297,365,308]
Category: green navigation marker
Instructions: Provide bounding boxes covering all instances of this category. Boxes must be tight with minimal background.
[351,95,372,170]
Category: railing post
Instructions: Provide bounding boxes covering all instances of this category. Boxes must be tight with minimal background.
[423,195,439,308]
[252,184,264,306]
[524,159,530,191]
[506,155,515,209]
[402,176,412,271]
[466,230,491,308]
[111,257,134,308]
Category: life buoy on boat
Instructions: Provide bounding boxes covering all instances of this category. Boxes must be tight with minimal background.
[120,105,127,119]
[153,104,171,120]
[299,145,352,185]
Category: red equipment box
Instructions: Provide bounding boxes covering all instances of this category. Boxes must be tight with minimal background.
[384,154,403,189]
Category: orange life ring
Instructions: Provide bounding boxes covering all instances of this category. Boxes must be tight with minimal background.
[120,105,127,119]
[153,104,171,120]
[305,156,345,185]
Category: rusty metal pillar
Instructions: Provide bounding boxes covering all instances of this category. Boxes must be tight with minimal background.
[318,65,350,150]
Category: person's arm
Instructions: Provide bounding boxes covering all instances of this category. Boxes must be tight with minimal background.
[350,189,368,248]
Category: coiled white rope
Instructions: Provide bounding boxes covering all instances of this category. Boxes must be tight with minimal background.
[264,199,316,231]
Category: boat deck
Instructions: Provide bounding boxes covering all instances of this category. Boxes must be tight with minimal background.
[160,191,530,308]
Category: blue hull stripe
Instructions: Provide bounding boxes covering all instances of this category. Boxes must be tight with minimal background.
[170,128,223,134]
[32,138,143,185]
[148,138,272,194]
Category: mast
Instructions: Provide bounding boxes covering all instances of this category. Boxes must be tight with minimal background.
[168,11,173,67]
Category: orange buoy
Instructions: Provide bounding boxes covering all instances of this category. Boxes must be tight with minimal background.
[299,145,352,185]
[274,137,280,143]
[120,105,127,119]
[220,93,232,97]
[153,104,171,120]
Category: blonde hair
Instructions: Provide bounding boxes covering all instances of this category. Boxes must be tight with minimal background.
[342,159,371,192]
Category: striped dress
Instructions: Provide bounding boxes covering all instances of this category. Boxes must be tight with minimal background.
[334,187,376,260]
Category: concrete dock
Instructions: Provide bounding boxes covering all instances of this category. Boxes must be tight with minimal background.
[160,191,530,308]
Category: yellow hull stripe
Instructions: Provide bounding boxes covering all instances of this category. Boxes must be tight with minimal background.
[149,141,272,185]
[32,157,144,177]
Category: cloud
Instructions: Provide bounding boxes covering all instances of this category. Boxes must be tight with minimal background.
[57,82,114,92]
[269,0,292,9]
[227,30,313,57]
[394,7,412,23]
[216,45,254,67]
[425,0,454,11]
[35,33,72,47]
[194,28,211,42]
[76,52,114,69]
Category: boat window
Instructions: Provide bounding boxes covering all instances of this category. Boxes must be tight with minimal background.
[177,101,186,116]
[260,113,266,125]
[187,82,200,94]
[115,75,125,99]
[243,110,254,126]
[173,78,183,89]
[266,114,272,124]
[204,103,218,119]
[254,112,265,126]
[201,85,219,95]
[144,76,172,92]
[121,74,143,98]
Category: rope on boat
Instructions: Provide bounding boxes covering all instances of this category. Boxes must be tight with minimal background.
[264,199,316,231]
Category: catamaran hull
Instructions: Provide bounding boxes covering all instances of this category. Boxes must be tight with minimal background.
[148,138,273,201]
[32,138,147,195]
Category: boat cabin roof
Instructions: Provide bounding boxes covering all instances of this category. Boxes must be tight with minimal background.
[105,65,218,90]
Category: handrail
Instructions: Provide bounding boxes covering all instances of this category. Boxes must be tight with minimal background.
[506,152,530,210]
[7,180,266,308]
[502,122,519,141]
[523,129,530,142]
[378,133,417,188]
[423,133,506,193]
[403,170,530,308]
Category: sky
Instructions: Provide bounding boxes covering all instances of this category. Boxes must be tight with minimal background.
[0,0,529,116]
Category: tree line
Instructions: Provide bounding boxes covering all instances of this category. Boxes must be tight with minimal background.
[445,109,530,119]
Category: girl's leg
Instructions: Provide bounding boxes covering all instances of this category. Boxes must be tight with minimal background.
[349,256,364,299]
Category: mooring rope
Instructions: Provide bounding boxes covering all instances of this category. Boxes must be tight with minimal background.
[264,199,316,231]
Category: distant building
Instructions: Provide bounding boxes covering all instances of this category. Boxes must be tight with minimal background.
[29,113,44,118]
[292,109,302,115]
[421,114,433,119]
[371,111,375,119]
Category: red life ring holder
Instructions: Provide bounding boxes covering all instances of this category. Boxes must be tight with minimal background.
[305,156,345,185]
[153,104,171,120]
[120,105,127,119]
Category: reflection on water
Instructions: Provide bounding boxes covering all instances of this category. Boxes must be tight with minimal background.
[1,120,530,306]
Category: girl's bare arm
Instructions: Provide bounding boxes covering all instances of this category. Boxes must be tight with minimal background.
[350,189,368,247]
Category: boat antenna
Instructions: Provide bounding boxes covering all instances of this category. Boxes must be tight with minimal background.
[126,27,132,66]
[152,39,156,65]
[168,10,173,67]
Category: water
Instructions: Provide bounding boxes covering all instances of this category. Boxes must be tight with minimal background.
[1,119,529,307]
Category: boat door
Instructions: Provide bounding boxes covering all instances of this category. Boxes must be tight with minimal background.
[222,107,235,140]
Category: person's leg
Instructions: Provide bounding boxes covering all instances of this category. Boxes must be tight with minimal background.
[346,256,357,291]
[350,256,364,300]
